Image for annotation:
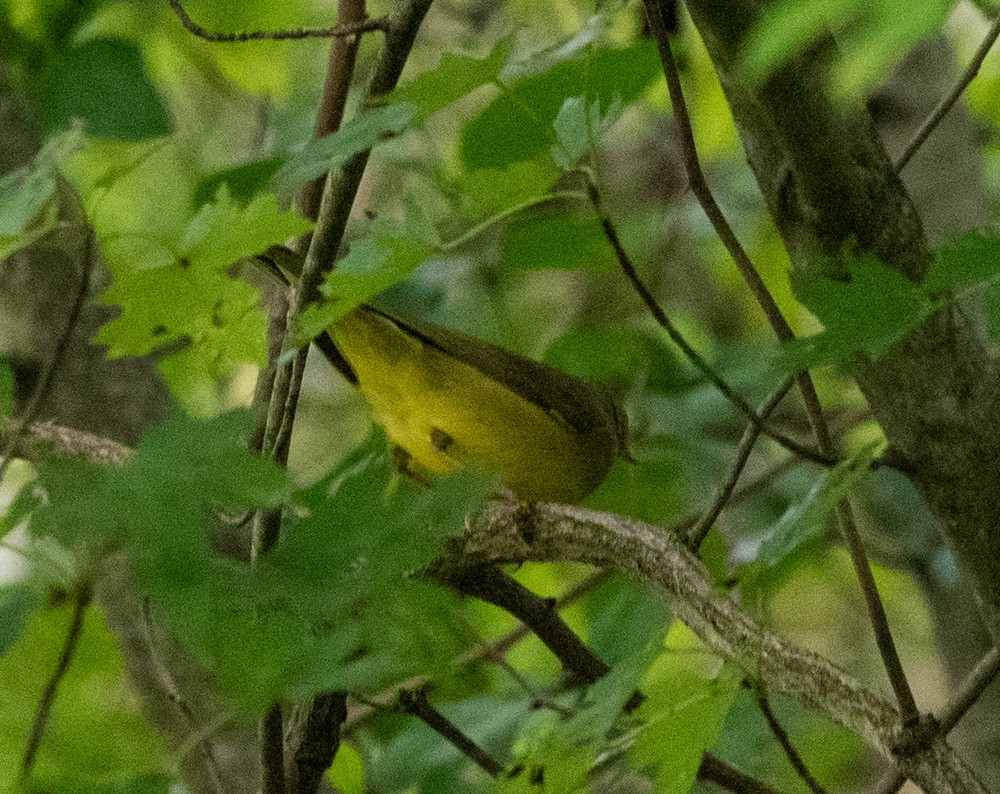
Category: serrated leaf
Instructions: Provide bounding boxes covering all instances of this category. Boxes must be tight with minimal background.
[781,256,933,370]
[387,36,512,124]
[755,441,882,570]
[630,623,740,793]
[273,103,416,197]
[29,413,486,712]
[95,187,309,410]
[462,41,660,169]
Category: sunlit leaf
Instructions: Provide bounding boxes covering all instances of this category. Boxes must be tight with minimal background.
[630,623,740,793]
[781,255,933,370]
[327,743,364,794]
[273,103,416,197]
[387,35,513,124]
[461,41,660,169]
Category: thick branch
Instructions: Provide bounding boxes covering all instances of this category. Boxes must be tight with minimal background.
[680,0,1000,644]
[457,499,986,793]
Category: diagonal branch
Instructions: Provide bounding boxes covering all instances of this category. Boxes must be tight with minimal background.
[458,498,987,793]
[895,13,1000,173]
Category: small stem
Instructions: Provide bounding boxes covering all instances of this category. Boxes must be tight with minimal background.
[687,378,795,550]
[696,753,788,794]
[585,176,833,468]
[756,693,828,794]
[438,191,587,253]
[427,559,610,686]
[895,13,1000,173]
[397,687,504,778]
[19,585,91,787]
[167,0,389,43]
[642,0,919,726]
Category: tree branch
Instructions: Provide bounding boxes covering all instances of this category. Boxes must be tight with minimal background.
[397,687,504,778]
[895,13,1000,173]
[167,0,389,43]
[457,498,987,793]
[19,585,91,788]
[643,0,919,724]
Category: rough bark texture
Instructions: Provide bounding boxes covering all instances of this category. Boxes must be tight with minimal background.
[681,0,1000,642]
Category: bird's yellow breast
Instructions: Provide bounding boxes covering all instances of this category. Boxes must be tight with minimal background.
[330,306,619,503]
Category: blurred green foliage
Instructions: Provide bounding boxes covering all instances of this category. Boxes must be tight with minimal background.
[1,0,997,790]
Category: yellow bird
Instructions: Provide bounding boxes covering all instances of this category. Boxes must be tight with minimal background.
[259,248,631,503]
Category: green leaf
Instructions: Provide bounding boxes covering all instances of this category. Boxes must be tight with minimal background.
[29,413,487,713]
[502,213,611,272]
[926,230,1000,293]
[741,0,953,96]
[550,95,622,171]
[327,743,364,794]
[95,187,310,411]
[461,154,562,217]
[293,209,436,344]
[0,584,41,659]
[758,441,881,567]
[37,39,170,140]
[630,623,740,793]
[0,128,83,260]
[461,41,660,169]
[272,103,416,197]
[781,255,933,370]
[195,157,284,206]
[387,36,513,124]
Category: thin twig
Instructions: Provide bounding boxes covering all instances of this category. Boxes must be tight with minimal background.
[167,0,389,43]
[426,560,610,686]
[876,647,1000,794]
[0,228,93,484]
[261,704,285,794]
[345,456,799,736]
[141,600,225,793]
[397,687,504,778]
[642,0,920,727]
[282,2,368,787]
[298,0,370,220]
[688,378,795,550]
[696,753,789,794]
[895,13,1000,173]
[250,291,289,455]
[756,693,828,794]
[19,585,91,787]
[585,176,833,468]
